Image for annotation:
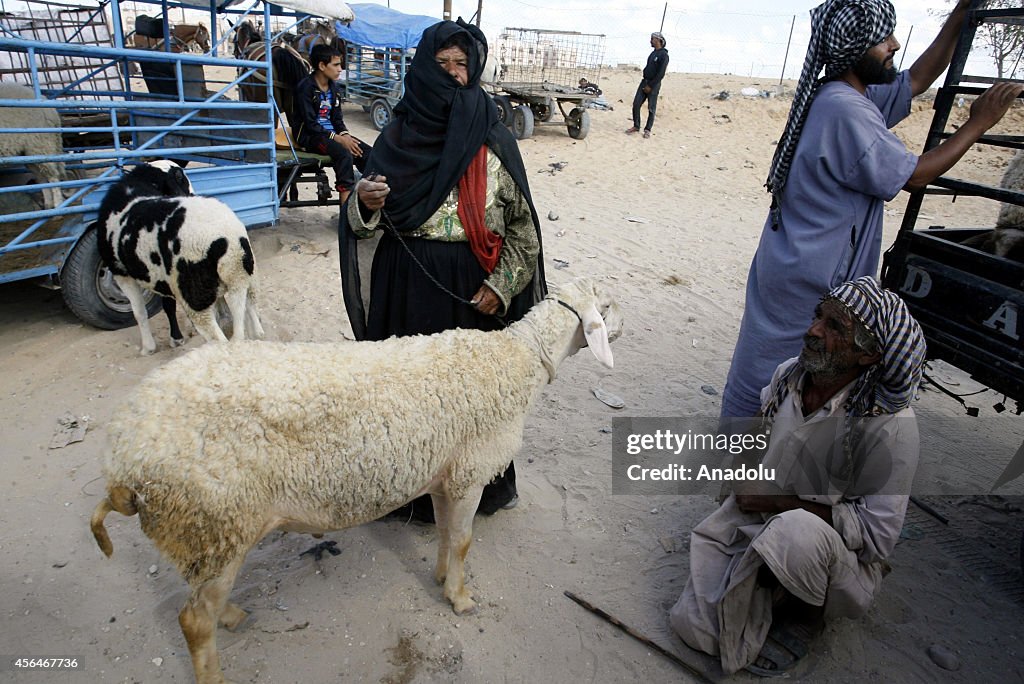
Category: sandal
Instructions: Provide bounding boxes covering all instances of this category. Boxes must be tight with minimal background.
[745,620,821,678]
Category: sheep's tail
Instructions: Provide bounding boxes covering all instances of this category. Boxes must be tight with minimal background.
[91,485,138,557]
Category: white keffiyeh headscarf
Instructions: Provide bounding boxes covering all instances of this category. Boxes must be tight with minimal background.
[766,0,897,197]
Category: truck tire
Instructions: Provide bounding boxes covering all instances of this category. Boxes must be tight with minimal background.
[512,105,534,140]
[61,227,160,330]
[493,95,513,125]
[531,96,555,122]
[567,108,590,140]
[370,98,392,131]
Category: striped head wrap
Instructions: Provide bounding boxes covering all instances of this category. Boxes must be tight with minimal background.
[765,0,897,197]
[762,276,926,421]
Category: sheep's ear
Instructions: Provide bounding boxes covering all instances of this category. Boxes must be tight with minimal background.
[581,303,613,368]
[167,165,192,196]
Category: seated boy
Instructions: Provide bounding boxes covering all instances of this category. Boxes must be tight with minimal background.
[291,44,371,204]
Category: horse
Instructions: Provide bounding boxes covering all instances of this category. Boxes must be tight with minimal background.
[132,22,210,54]
[232,19,310,129]
[289,17,347,66]
[130,21,213,98]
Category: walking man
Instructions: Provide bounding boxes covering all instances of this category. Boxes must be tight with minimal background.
[626,32,669,139]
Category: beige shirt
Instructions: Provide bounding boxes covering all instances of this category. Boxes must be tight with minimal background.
[759,357,920,564]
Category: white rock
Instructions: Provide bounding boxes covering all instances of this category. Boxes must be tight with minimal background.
[927,644,960,671]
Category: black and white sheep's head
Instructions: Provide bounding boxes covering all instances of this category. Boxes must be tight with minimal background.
[556,277,623,368]
[125,160,193,198]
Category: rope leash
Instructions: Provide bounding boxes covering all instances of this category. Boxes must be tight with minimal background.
[372,201,510,328]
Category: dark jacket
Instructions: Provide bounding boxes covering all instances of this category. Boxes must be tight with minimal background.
[292,75,348,148]
[642,47,669,87]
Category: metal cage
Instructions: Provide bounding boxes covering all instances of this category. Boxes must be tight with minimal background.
[495,27,605,91]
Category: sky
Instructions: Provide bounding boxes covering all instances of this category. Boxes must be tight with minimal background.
[0,0,1000,80]
[371,0,998,81]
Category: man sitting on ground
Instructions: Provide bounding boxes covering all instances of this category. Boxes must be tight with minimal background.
[670,276,926,676]
[292,44,371,204]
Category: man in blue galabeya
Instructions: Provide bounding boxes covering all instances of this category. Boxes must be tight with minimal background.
[721,0,1024,418]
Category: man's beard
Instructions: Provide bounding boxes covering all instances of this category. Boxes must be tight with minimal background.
[799,335,854,380]
[853,51,897,85]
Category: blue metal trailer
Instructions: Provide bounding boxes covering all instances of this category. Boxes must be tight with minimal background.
[334,3,435,131]
[0,0,350,329]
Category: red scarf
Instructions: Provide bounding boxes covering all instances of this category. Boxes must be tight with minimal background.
[458,145,502,273]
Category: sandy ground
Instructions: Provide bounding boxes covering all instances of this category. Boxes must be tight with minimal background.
[2,68,1024,683]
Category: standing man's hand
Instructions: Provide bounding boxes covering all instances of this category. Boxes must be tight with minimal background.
[968,82,1024,131]
[643,85,652,94]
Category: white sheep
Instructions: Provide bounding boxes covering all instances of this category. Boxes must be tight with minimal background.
[94,160,264,355]
[964,150,1024,260]
[90,277,621,684]
[996,148,1024,233]
[0,82,65,209]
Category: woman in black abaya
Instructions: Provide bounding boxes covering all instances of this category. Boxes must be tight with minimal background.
[339,19,546,522]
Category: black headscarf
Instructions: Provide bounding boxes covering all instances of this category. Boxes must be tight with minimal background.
[339,19,546,340]
[364,19,497,229]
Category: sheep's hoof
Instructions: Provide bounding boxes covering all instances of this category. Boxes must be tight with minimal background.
[170,336,185,348]
[434,567,448,584]
[139,346,157,356]
[220,603,250,632]
[448,593,477,615]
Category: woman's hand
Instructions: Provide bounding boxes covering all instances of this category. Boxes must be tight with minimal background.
[357,175,389,211]
[471,285,500,315]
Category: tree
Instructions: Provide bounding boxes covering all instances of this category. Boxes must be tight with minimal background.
[934,1,1024,78]
[977,0,1024,78]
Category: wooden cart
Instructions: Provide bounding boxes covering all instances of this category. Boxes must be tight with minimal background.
[492,27,604,140]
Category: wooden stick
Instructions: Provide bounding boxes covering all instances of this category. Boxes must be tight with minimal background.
[910,495,949,525]
[564,590,716,683]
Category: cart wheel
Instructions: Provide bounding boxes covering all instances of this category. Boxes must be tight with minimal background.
[61,227,160,330]
[567,108,590,140]
[493,95,513,125]
[370,98,393,131]
[512,105,534,140]
[530,96,555,122]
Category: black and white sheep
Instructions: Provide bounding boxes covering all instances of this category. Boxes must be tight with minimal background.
[90,277,622,684]
[94,160,264,355]
[0,82,65,209]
